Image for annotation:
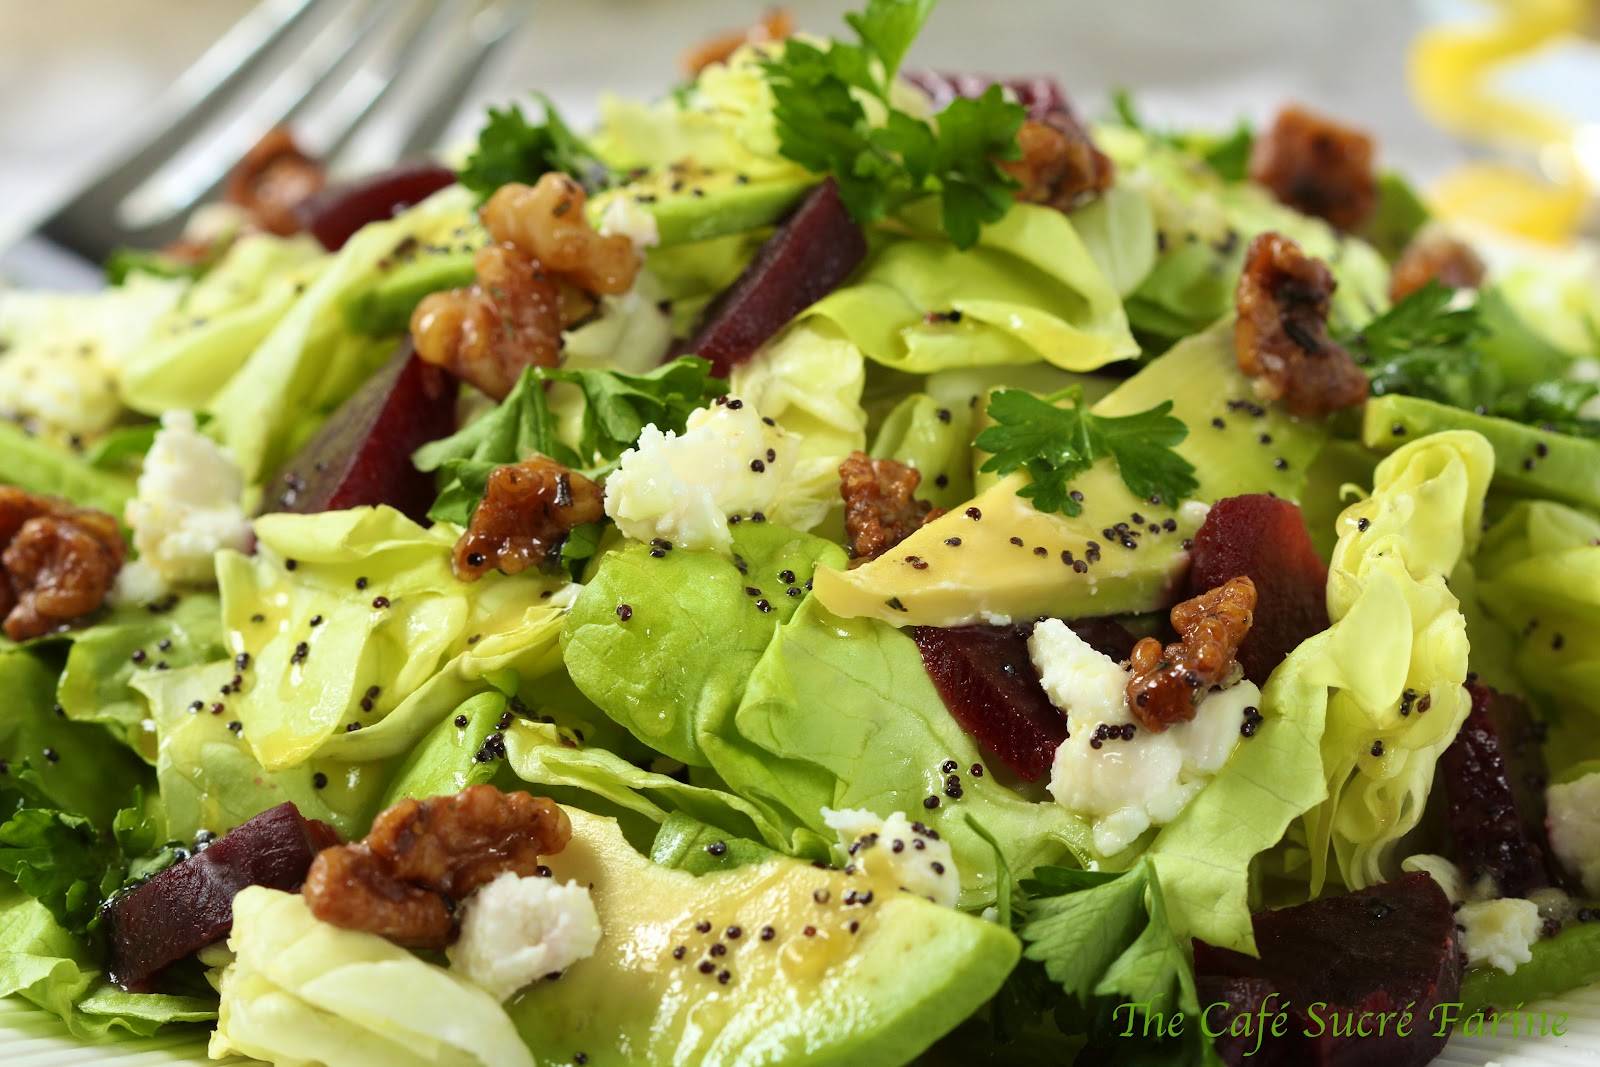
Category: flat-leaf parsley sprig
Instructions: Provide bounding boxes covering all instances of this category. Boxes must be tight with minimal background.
[975,386,1198,517]
[762,0,1026,249]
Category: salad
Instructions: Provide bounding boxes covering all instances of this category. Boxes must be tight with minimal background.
[2,2,1600,1065]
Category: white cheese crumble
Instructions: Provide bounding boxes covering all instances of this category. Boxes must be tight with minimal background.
[123,411,252,588]
[822,807,959,908]
[1547,772,1600,896]
[447,872,602,1002]
[0,276,183,441]
[604,397,795,553]
[1029,618,1256,856]
[596,196,661,255]
[1457,898,1542,975]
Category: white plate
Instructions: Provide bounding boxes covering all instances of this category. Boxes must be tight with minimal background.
[4,983,1600,1065]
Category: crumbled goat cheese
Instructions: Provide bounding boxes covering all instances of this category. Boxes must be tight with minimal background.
[822,807,959,907]
[597,195,661,255]
[1547,772,1600,897]
[124,411,252,587]
[604,398,794,553]
[1457,898,1542,975]
[1030,618,1257,856]
[448,872,602,1002]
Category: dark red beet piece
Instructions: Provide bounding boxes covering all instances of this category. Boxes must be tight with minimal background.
[1193,872,1461,1066]
[1185,494,1329,685]
[912,624,1066,781]
[899,71,1069,122]
[264,342,455,523]
[680,178,866,377]
[105,802,339,991]
[292,161,457,252]
[1065,616,1139,663]
[1440,682,1554,897]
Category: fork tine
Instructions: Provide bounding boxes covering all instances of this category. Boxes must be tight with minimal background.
[394,0,522,160]
[116,0,416,235]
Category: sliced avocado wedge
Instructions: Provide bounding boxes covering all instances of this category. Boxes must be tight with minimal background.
[341,249,478,336]
[1363,393,1600,511]
[589,173,815,247]
[509,808,1020,1067]
[814,322,1326,627]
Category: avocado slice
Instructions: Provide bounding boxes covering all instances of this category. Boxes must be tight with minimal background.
[341,249,478,337]
[813,322,1326,627]
[1363,393,1600,511]
[509,807,1020,1067]
[588,171,815,248]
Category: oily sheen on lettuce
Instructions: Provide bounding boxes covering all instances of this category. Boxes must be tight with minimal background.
[210,887,531,1067]
[800,200,1138,373]
[1300,431,1493,891]
[1475,500,1600,722]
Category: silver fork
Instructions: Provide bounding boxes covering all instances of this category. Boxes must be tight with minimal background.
[0,0,523,290]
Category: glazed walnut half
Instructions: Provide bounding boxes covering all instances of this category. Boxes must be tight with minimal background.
[1248,105,1377,234]
[1125,576,1257,733]
[1234,231,1369,419]
[0,487,125,642]
[302,785,571,949]
[839,452,944,564]
[1002,112,1114,214]
[453,457,605,581]
[1389,230,1486,304]
[411,173,640,401]
[682,8,794,76]
[224,126,325,238]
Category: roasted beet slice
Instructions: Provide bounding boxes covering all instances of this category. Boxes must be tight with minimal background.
[293,161,458,252]
[900,71,1069,122]
[1194,872,1461,1066]
[1184,494,1329,685]
[681,178,866,377]
[105,802,339,991]
[264,342,455,522]
[912,624,1066,781]
[1440,682,1554,897]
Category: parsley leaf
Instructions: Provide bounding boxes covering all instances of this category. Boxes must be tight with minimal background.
[763,0,1024,249]
[975,386,1198,517]
[413,356,725,526]
[458,92,609,199]
[1342,281,1492,410]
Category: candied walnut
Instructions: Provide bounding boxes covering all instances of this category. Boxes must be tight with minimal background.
[1126,576,1257,732]
[479,175,639,297]
[413,174,641,400]
[1234,231,1369,419]
[682,8,794,75]
[0,487,125,642]
[411,244,564,401]
[1001,113,1114,213]
[1389,231,1486,303]
[1248,105,1377,233]
[224,126,325,237]
[454,457,605,581]
[303,785,571,949]
[839,452,944,564]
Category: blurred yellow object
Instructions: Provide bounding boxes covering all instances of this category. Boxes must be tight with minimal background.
[1409,0,1595,242]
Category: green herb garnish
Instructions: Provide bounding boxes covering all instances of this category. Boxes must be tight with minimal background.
[458,92,609,199]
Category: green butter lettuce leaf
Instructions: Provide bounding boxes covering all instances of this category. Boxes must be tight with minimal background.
[870,390,975,511]
[211,887,531,1067]
[119,232,326,417]
[563,523,846,768]
[0,421,136,519]
[0,886,214,1038]
[802,201,1138,374]
[202,186,476,485]
[1068,183,1159,298]
[1481,233,1600,360]
[54,593,225,761]
[1300,430,1494,891]
[212,507,566,772]
[0,650,149,827]
[648,811,777,874]
[728,321,868,534]
[1475,499,1600,727]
